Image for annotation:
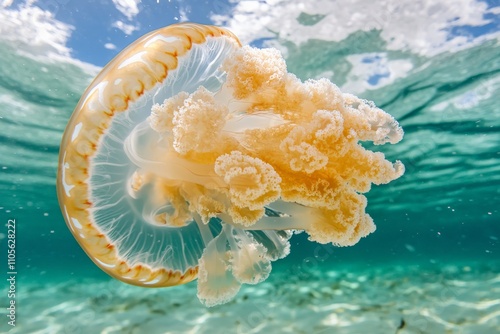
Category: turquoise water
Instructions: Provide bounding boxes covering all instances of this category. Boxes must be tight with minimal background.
[0,4,499,333]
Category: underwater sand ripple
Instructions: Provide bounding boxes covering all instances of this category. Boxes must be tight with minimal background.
[2,261,499,334]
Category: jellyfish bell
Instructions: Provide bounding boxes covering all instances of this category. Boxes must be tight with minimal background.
[57,23,404,306]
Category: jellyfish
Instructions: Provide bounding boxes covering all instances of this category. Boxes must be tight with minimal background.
[56,23,404,307]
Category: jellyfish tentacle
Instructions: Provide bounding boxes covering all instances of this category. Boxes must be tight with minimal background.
[226,225,272,285]
[197,229,240,307]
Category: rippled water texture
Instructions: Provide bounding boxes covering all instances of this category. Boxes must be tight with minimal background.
[0,1,499,333]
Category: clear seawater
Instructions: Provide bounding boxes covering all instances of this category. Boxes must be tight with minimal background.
[0,1,499,333]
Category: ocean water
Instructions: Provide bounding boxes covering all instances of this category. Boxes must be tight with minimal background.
[1,2,500,333]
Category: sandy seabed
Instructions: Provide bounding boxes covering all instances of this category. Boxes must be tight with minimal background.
[2,261,499,334]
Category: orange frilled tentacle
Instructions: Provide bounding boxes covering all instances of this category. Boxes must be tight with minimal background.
[56,23,241,287]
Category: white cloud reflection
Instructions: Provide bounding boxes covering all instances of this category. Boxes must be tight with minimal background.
[112,0,141,20]
[213,0,499,56]
[112,20,140,35]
